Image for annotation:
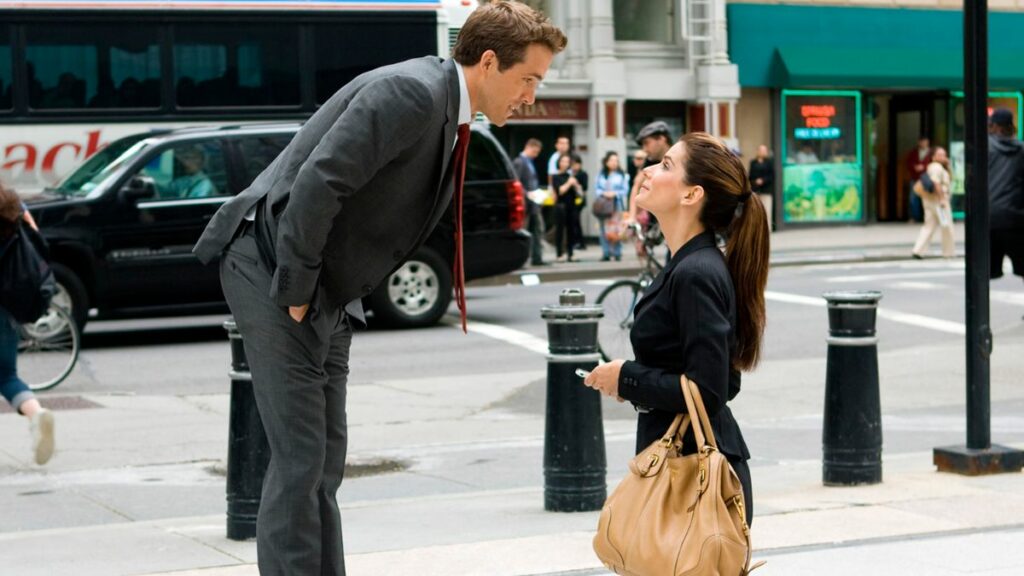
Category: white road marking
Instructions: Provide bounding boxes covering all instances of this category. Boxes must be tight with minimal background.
[889,281,947,290]
[584,279,617,286]
[443,316,550,355]
[992,290,1024,307]
[765,291,965,335]
[826,270,964,283]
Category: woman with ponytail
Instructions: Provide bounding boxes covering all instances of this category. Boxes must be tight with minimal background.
[583,132,769,525]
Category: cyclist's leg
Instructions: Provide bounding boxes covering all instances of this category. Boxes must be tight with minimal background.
[0,311,34,414]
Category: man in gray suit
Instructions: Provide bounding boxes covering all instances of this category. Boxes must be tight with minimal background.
[193,3,565,574]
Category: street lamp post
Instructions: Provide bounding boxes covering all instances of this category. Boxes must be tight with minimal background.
[933,0,1023,475]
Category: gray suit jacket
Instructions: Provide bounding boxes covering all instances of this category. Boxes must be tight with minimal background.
[194,56,462,312]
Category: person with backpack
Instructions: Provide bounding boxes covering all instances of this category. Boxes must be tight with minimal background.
[0,184,56,465]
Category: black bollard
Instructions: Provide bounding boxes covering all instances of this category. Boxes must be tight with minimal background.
[540,288,606,512]
[822,291,883,486]
[223,319,270,541]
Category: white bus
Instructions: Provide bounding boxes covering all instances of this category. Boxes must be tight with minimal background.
[0,0,450,194]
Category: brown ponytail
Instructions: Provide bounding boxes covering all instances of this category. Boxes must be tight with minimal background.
[678,132,770,371]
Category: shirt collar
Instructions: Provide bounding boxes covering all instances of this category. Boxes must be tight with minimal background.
[455,63,472,125]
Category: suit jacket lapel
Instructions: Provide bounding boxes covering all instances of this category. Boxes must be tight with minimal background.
[436,58,461,194]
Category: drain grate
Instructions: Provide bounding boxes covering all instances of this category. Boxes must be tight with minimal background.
[0,395,103,414]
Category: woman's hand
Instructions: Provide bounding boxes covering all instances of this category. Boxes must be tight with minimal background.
[584,360,625,401]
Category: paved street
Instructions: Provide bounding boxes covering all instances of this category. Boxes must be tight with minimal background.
[1,243,1023,575]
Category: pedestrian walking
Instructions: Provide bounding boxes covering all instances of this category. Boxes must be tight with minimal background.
[551,153,579,262]
[192,3,566,575]
[911,146,955,259]
[570,154,588,251]
[905,136,932,223]
[512,138,547,266]
[749,144,774,230]
[583,132,770,530]
[0,185,55,466]
[987,108,1024,306]
[594,151,629,261]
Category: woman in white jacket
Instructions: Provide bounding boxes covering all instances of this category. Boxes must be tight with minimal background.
[912,146,955,259]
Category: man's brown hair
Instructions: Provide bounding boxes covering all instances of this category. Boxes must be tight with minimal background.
[452,1,567,70]
[525,138,542,149]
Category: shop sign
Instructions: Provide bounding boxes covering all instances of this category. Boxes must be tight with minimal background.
[780,90,863,224]
[510,99,589,122]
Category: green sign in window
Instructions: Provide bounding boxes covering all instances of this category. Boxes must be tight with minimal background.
[780,90,863,223]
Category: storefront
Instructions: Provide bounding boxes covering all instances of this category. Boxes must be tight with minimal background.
[729,2,1024,227]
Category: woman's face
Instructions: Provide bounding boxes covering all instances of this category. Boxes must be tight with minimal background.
[606,154,620,172]
[636,142,696,217]
[558,155,571,172]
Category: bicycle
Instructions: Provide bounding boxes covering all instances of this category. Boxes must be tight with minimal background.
[17,304,81,392]
[596,221,665,362]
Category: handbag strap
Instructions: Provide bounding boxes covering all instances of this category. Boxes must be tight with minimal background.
[679,376,719,451]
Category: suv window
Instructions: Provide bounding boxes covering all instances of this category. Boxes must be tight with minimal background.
[235,134,294,189]
[138,141,229,200]
[465,135,507,182]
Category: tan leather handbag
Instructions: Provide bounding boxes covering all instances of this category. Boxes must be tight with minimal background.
[593,377,763,576]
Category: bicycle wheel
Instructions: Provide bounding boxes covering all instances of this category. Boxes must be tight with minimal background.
[17,306,80,392]
[596,279,643,362]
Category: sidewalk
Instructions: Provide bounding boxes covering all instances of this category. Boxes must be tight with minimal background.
[470,221,967,287]
[2,219,1020,576]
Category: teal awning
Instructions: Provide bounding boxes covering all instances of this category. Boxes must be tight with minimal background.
[730,3,1024,90]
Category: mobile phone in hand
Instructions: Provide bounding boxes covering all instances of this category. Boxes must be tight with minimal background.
[575,368,591,379]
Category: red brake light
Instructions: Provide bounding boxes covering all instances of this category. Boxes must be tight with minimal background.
[506,180,525,231]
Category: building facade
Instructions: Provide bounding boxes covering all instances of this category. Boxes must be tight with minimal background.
[474,0,741,237]
[729,0,1024,227]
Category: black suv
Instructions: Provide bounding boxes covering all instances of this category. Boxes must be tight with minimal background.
[26,123,529,329]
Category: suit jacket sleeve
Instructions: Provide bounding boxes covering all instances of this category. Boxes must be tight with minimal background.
[617,264,732,417]
[271,75,436,307]
[512,157,531,188]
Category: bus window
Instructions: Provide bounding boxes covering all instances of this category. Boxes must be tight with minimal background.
[314,17,437,104]
[174,25,300,108]
[25,24,161,110]
[1,26,11,111]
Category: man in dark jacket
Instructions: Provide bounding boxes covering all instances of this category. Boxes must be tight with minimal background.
[987,108,1024,287]
[513,138,546,265]
[749,144,774,230]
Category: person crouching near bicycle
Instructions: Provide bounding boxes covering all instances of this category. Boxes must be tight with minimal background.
[0,184,55,465]
[582,132,770,526]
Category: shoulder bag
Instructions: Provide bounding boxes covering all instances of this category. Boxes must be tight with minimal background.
[593,376,763,576]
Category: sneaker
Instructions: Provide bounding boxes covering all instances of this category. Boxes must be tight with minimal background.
[30,409,55,465]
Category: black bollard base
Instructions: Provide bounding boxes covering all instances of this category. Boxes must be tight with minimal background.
[544,469,607,512]
[823,456,882,486]
[934,444,1024,476]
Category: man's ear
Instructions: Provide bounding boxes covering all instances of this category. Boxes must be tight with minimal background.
[480,50,498,72]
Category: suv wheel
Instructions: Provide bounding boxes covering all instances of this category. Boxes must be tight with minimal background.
[369,247,452,328]
[51,263,89,331]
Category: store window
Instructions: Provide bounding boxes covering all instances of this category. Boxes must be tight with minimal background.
[949,91,1023,216]
[780,90,863,224]
[614,0,674,43]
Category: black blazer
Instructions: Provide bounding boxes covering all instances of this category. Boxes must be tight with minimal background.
[617,230,751,462]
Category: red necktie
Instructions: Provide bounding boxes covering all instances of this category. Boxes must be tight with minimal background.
[452,123,470,333]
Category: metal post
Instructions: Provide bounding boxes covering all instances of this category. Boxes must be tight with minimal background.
[540,288,606,512]
[822,291,883,486]
[223,318,270,540]
[933,1,1023,475]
